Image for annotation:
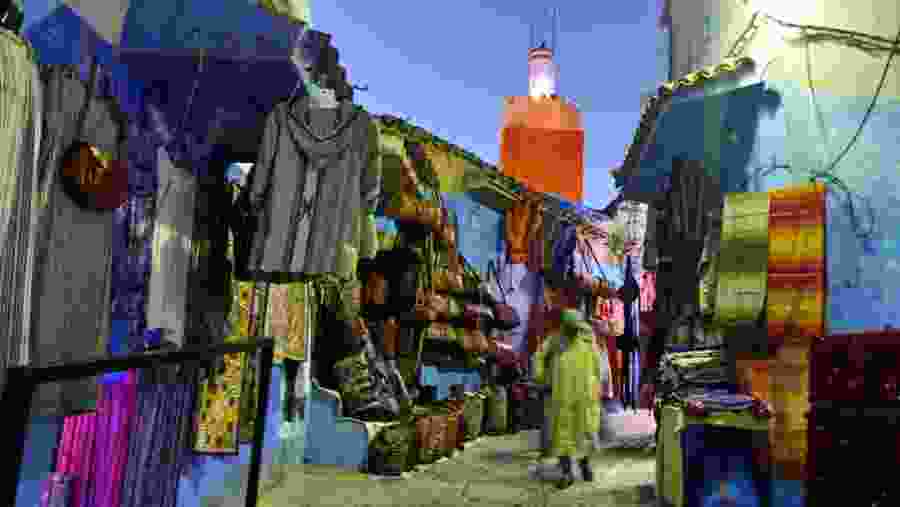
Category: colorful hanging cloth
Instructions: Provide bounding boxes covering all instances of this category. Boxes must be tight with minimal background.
[54,370,137,507]
[121,376,195,507]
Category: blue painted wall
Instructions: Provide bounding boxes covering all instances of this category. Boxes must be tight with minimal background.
[177,364,285,507]
[16,416,62,507]
[629,79,900,335]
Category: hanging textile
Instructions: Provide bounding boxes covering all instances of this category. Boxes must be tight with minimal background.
[197,270,263,451]
[617,201,649,267]
[238,97,381,280]
[267,281,310,362]
[767,183,826,342]
[715,192,769,330]
[90,373,137,507]
[444,193,504,276]
[145,147,196,347]
[640,271,656,313]
[423,143,462,195]
[0,27,39,395]
[31,63,124,416]
[620,256,641,410]
[109,71,166,352]
[54,412,96,507]
[121,377,194,507]
[193,352,246,454]
[505,198,541,265]
[54,370,137,507]
[40,473,75,507]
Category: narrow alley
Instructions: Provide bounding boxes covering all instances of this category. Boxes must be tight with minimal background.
[258,412,657,507]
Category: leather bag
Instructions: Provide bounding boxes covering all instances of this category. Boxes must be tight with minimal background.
[59,62,128,211]
[487,260,521,330]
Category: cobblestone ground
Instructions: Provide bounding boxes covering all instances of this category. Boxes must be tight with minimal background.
[259,412,657,507]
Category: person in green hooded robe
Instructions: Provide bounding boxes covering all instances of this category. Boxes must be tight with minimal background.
[534,274,606,488]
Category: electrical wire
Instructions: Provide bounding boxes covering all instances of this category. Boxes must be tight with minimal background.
[763,13,899,48]
[726,11,761,58]
[821,25,900,175]
[804,31,833,172]
[727,8,899,242]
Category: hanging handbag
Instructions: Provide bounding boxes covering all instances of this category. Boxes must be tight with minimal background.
[457,326,476,353]
[445,399,465,453]
[59,61,128,211]
[425,321,455,342]
[488,335,517,366]
[368,419,417,476]
[458,327,489,354]
[383,158,443,229]
[413,288,439,322]
[462,303,494,329]
[415,411,449,464]
[431,232,465,293]
[487,259,521,330]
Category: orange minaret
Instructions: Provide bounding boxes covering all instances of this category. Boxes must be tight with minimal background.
[500,43,584,202]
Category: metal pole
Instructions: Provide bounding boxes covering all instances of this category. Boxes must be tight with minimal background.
[245,340,274,507]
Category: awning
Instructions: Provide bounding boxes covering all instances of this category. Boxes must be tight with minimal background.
[22,0,306,63]
[623,82,769,204]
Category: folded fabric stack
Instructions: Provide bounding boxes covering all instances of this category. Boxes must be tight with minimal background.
[656,349,730,404]
[681,389,755,412]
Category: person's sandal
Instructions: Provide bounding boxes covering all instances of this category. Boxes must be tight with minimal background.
[556,456,575,489]
[578,457,594,482]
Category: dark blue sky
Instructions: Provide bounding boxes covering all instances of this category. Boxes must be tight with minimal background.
[315,0,666,208]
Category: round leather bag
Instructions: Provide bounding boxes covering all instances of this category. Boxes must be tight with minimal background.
[60,141,128,211]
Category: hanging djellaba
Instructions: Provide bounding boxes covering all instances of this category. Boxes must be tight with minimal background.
[619,255,641,410]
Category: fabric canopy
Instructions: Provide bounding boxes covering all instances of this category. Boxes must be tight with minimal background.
[23,0,306,62]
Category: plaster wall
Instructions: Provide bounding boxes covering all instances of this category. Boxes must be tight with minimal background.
[665,0,900,334]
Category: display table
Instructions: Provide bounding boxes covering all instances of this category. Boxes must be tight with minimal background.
[657,403,770,507]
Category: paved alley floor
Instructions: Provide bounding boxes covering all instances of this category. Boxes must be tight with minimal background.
[258,413,657,507]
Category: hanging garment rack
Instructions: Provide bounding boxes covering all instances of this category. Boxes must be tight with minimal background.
[2,337,275,507]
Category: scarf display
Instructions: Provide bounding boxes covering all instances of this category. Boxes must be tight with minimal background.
[0,27,39,394]
[121,375,195,507]
[766,183,826,341]
[714,192,769,329]
[54,370,137,507]
[40,473,75,507]
[656,349,729,404]
[640,271,655,313]
[619,256,641,410]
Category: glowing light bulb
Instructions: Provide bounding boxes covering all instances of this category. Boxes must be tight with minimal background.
[530,75,554,98]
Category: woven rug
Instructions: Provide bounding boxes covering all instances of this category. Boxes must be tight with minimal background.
[715,192,769,328]
[767,183,826,342]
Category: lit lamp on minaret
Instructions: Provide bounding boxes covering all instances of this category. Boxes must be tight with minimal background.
[528,43,556,98]
[500,18,584,203]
